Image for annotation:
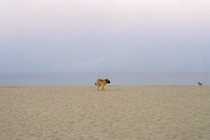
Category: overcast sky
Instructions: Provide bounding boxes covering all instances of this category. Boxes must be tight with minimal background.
[0,0,210,73]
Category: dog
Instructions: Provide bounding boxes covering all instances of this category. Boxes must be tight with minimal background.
[95,79,111,91]
[198,82,203,86]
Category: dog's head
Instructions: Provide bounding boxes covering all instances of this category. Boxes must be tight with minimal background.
[105,79,111,84]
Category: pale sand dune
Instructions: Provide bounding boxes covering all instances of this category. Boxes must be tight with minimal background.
[0,86,210,140]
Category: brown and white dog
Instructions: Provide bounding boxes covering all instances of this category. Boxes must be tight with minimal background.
[198,82,203,86]
[95,79,111,91]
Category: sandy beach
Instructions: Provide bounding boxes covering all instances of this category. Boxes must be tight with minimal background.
[0,86,210,140]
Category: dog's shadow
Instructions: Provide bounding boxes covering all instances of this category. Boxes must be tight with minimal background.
[93,86,124,92]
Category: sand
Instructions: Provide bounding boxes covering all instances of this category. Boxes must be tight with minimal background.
[0,86,210,140]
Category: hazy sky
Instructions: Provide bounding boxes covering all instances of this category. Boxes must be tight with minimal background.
[0,0,210,73]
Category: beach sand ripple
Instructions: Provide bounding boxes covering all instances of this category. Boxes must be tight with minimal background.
[0,86,210,140]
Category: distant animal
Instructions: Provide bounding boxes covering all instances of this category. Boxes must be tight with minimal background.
[95,79,111,91]
[198,82,203,86]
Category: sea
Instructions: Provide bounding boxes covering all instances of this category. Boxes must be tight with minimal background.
[0,72,209,86]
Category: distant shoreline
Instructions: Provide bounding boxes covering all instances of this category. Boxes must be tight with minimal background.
[1,72,209,86]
